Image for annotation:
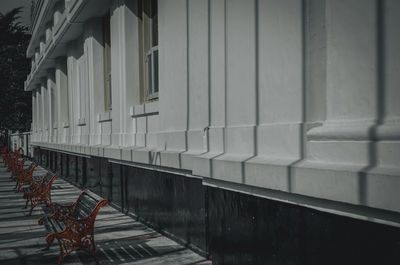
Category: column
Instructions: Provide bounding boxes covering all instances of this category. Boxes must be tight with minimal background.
[307,0,377,165]
[157,0,188,153]
[47,70,57,143]
[32,92,36,141]
[246,0,304,191]
[212,0,257,183]
[193,0,226,177]
[67,41,82,145]
[36,88,42,141]
[78,38,89,145]
[183,0,209,170]
[55,57,69,143]
[110,1,122,147]
[121,0,141,147]
[41,81,49,142]
[83,19,103,146]
[299,0,400,213]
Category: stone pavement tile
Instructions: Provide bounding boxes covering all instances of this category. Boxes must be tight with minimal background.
[0,160,210,265]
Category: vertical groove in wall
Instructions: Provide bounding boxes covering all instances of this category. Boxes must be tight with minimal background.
[241,0,260,184]
[223,0,227,153]
[304,0,327,125]
[358,0,385,206]
[87,38,92,144]
[67,55,73,144]
[300,0,306,159]
[185,0,189,152]
[287,0,308,193]
[144,116,148,147]
[207,0,211,130]
[120,5,125,142]
[254,0,259,157]
[376,0,385,124]
[205,0,211,154]
[117,5,123,146]
[47,74,51,140]
[120,4,127,145]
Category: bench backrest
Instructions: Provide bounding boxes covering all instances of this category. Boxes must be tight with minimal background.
[25,164,38,176]
[17,158,27,169]
[39,173,58,204]
[41,172,54,184]
[71,191,107,223]
[26,162,36,170]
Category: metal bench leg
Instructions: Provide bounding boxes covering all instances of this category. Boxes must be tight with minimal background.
[28,199,37,216]
[24,196,30,209]
[82,237,99,264]
[56,236,74,265]
[58,251,65,265]
[42,233,55,251]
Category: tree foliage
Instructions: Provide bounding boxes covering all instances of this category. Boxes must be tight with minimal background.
[0,7,31,132]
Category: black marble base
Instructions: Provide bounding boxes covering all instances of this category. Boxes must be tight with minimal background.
[30,148,400,264]
[207,186,400,265]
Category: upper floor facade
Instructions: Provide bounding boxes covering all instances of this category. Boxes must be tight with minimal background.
[25,0,400,227]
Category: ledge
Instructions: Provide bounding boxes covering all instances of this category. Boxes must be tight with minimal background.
[203,176,400,228]
[97,112,112,123]
[77,117,86,126]
[308,120,400,141]
[130,101,159,118]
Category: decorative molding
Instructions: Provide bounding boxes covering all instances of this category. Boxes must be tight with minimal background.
[53,11,67,37]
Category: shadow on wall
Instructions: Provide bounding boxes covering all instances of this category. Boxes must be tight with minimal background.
[358,1,385,206]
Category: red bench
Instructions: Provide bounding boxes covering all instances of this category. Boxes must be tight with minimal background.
[39,190,107,265]
[5,149,22,172]
[22,172,58,215]
[10,158,27,180]
[15,163,38,192]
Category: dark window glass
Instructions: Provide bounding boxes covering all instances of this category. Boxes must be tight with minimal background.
[154,49,158,93]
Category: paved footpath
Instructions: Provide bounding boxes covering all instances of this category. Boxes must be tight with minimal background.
[0,160,210,265]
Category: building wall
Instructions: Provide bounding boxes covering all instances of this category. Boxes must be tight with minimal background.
[25,0,400,262]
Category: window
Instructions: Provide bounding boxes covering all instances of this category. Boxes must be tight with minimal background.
[139,0,158,101]
[103,12,112,111]
[65,59,69,123]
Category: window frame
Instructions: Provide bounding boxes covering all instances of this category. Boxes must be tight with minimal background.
[145,45,159,100]
[139,0,158,102]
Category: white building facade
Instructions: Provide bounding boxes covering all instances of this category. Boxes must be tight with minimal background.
[25,0,400,263]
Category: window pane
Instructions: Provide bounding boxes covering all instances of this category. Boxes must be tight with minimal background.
[154,49,158,93]
[151,0,158,47]
[147,53,152,95]
[108,73,112,109]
